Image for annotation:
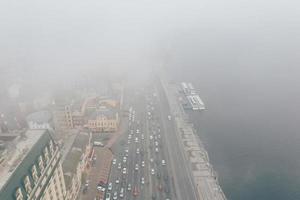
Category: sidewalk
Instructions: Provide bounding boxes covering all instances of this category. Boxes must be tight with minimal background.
[81,148,113,200]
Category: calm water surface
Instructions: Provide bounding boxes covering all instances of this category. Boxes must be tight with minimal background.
[171,66,300,200]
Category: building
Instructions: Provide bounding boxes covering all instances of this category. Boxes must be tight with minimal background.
[0,129,67,200]
[62,132,90,200]
[26,111,53,130]
[53,104,74,133]
[86,106,119,132]
[52,95,120,133]
[71,111,84,127]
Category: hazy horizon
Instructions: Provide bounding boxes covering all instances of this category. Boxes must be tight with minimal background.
[1,0,300,199]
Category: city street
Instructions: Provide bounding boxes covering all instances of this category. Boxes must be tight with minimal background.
[81,79,198,200]
[106,85,177,200]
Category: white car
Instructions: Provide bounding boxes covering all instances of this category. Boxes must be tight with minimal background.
[112,159,116,165]
[141,177,145,184]
[115,179,120,184]
[122,168,127,174]
[97,185,105,192]
[119,188,124,198]
[141,161,145,167]
[118,163,121,169]
[135,164,139,171]
[113,192,118,200]
[168,115,171,120]
[155,141,159,146]
[135,137,139,143]
[155,148,159,153]
[136,148,140,154]
[162,160,166,166]
[127,184,131,191]
[151,169,155,175]
[85,180,89,187]
[108,182,113,191]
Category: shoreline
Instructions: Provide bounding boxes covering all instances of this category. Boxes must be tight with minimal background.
[159,71,227,200]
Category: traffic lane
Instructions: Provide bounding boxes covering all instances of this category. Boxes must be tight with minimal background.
[159,139,174,199]
[133,103,148,200]
[125,139,134,199]
[111,157,122,197]
[152,88,189,200]
[128,121,143,199]
[109,128,131,199]
[160,103,198,200]
[154,138,166,200]
[137,114,146,200]
[152,116,175,199]
[125,126,137,199]
[144,109,153,200]
[148,94,176,199]
[149,134,158,200]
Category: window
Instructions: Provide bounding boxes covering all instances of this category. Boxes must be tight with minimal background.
[49,140,54,154]
[44,147,50,163]
[15,188,24,200]
[38,156,44,172]
[32,165,39,182]
[24,176,32,194]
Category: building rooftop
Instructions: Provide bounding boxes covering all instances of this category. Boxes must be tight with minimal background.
[0,129,46,191]
[26,110,52,124]
[87,106,117,120]
[62,132,89,189]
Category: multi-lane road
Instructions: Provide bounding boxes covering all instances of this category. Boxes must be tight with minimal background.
[83,79,199,200]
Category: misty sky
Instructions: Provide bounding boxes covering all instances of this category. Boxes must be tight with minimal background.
[1,0,300,198]
[1,0,299,79]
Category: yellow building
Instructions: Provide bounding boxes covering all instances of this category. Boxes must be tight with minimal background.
[86,106,119,132]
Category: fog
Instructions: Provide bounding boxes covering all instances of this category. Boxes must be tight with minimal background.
[0,0,200,79]
[1,0,299,79]
[1,0,300,199]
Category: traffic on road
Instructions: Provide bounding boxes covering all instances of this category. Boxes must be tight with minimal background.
[81,84,190,200]
[104,88,174,200]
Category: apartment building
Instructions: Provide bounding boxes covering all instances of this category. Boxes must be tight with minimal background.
[63,132,90,200]
[0,129,67,200]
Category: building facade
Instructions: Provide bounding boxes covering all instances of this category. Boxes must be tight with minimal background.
[53,104,74,133]
[0,130,67,200]
[62,132,90,200]
[86,108,119,132]
[26,111,53,130]
[71,111,84,127]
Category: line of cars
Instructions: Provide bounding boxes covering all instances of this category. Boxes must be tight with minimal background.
[104,92,172,200]
[104,106,145,200]
[146,91,173,200]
